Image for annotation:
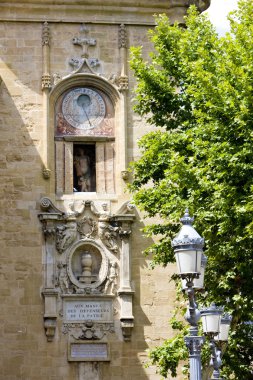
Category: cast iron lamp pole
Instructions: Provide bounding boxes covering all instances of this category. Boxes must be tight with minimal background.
[200,309,232,380]
[172,209,205,380]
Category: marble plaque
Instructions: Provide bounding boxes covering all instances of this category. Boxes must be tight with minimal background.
[64,299,113,322]
[68,343,110,361]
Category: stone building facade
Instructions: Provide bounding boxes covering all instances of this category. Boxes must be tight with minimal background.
[0,1,210,379]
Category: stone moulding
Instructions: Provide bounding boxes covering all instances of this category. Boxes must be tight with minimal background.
[0,1,210,24]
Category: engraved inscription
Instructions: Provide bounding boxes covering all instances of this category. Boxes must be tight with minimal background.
[70,343,108,360]
[64,300,113,322]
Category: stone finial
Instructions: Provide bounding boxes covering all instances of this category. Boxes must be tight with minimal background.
[119,24,127,49]
[42,21,50,46]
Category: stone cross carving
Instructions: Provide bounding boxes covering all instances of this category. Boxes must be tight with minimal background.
[72,24,96,59]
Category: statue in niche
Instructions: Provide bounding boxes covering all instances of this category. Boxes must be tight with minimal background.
[73,145,96,192]
[57,262,70,293]
[78,251,97,284]
[104,261,118,294]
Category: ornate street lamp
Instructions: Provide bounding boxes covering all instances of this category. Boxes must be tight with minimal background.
[201,306,232,380]
[182,253,207,291]
[214,314,232,342]
[172,209,205,380]
[200,304,223,336]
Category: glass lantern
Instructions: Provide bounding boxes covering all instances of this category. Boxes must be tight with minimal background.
[200,304,224,336]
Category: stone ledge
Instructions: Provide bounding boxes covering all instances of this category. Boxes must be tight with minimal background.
[0,0,210,25]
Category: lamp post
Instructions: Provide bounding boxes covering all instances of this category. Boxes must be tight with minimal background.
[200,309,232,380]
[172,209,232,379]
[172,209,205,380]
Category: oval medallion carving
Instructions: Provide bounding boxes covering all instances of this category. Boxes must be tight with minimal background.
[67,240,109,289]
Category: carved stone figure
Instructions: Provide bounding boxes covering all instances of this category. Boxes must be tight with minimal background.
[55,223,77,254]
[98,221,119,253]
[74,147,92,192]
[57,262,69,293]
[104,261,118,294]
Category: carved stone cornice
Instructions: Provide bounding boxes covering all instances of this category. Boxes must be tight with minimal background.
[0,1,210,25]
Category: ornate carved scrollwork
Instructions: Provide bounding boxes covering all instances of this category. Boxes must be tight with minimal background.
[62,321,114,335]
[77,217,97,239]
[71,321,105,340]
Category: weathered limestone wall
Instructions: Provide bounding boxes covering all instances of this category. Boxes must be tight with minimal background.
[0,2,209,379]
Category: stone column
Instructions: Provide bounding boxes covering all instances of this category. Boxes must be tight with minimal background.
[115,215,135,341]
[41,22,51,180]
[118,24,129,183]
[38,198,64,341]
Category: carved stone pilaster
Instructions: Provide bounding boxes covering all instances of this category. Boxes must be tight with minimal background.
[119,24,127,49]
[42,21,50,46]
[112,206,135,341]
[42,289,58,341]
[41,21,51,91]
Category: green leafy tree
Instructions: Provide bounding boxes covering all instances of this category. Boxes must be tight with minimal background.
[129,1,253,378]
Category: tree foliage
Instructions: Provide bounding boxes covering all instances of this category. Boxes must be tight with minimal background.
[129,1,253,378]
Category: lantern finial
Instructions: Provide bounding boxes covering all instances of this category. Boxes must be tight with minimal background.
[180,208,194,225]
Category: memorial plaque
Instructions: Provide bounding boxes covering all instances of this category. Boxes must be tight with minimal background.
[64,299,113,322]
[68,342,110,361]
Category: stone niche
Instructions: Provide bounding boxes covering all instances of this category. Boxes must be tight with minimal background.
[38,198,135,345]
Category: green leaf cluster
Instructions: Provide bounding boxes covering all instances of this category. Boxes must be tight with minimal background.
[129,1,253,378]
